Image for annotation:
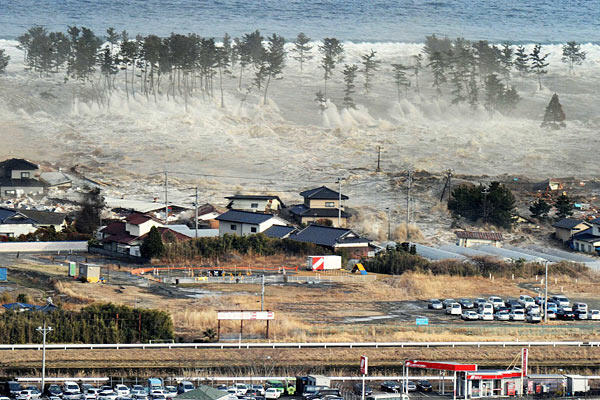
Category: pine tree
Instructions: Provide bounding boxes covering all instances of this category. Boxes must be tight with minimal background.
[391,63,410,100]
[291,32,313,72]
[216,42,231,108]
[361,50,381,94]
[555,194,573,219]
[0,49,9,73]
[342,64,358,109]
[484,73,504,112]
[467,67,479,108]
[412,54,423,93]
[261,33,286,104]
[105,27,120,52]
[140,226,165,259]
[529,198,551,219]
[428,51,446,94]
[541,93,566,129]
[514,45,529,75]
[529,44,549,90]
[499,42,513,81]
[561,41,586,74]
[314,90,327,112]
[319,37,344,96]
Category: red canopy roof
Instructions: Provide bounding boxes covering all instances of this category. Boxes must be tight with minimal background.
[467,370,522,380]
[405,360,477,372]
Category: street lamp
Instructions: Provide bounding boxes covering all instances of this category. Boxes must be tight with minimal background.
[386,207,391,241]
[36,322,53,391]
[544,261,549,323]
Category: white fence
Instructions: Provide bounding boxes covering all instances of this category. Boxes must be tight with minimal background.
[0,241,88,253]
[0,340,598,351]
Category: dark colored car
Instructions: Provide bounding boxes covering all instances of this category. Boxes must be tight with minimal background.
[458,299,474,309]
[380,381,401,392]
[352,384,373,396]
[557,309,575,320]
[45,384,63,397]
[6,382,23,397]
[416,380,433,392]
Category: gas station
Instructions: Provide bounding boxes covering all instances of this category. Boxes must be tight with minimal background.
[403,360,524,399]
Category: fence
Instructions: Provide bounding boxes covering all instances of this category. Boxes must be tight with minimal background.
[0,241,88,253]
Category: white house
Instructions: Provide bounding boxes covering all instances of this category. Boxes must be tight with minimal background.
[0,158,46,198]
[572,218,600,255]
[124,213,164,237]
[225,194,285,213]
[0,208,38,237]
[215,210,288,237]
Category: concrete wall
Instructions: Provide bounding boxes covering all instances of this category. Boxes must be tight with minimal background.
[305,199,343,209]
[0,223,38,237]
[0,241,88,253]
[301,216,346,228]
[573,240,599,254]
[229,199,281,212]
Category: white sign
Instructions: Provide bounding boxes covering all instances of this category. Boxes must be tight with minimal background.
[217,311,274,320]
[360,355,368,375]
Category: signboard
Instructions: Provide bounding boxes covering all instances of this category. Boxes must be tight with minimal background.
[217,311,274,320]
[521,347,528,376]
[416,317,429,326]
[360,355,368,375]
[0,267,6,282]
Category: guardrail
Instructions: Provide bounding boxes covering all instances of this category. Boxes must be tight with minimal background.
[0,341,597,351]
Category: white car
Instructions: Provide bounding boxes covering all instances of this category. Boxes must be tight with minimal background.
[510,309,525,321]
[527,305,541,314]
[590,310,600,320]
[479,311,494,321]
[527,312,542,323]
[114,386,130,397]
[477,302,494,314]
[249,385,265,396]
[446,303,462,315]
[461,310,478,320]
[17,390,40,400]
[573,302,588,313]
[552,295,570,308]
[488,296,505,309]
[64,383,81,394]
[518,295,535,308]
[64,393,82,400]
[232,384,248,396]
[265,389,281,400]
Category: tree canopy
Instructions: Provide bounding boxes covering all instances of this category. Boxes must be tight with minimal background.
[541,93,566,129]
[448,182,516,229]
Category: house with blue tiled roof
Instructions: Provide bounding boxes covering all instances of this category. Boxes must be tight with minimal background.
[290,185,350,227]
[572,218,600,255]
[215,209,290,237]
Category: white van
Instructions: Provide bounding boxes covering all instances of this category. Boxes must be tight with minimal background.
[446,303,462,315]
[478,302,493,314]
[366,394,410,400]
[518,295,535,308]
[62,382,80,394]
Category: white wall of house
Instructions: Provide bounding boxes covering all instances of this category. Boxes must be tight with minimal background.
[10,169,39,179]
[573,239,600,254]
[219,217,287,237]
[229,199,282,212]
[305,199,344,209]
[0,186,45,197]
[0,223,38,237]
[592,223,600,237]
[457,238,501,248]
[126,220,163,237]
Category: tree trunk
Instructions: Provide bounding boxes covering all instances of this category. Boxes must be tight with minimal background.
[238,65,243,90]
[263,74,271,105]
[219,67,225,108]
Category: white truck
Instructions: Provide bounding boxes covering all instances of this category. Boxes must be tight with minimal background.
[306,375,331,388]
[306,256,341,271]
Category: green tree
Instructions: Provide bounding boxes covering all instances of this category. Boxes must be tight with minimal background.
[361,49,381,94]
[499,42,513,81]
[412,54,423,93]
[448,182,516,228]
[541,93,566,129]
[561,41,586,74]
[0,49,9,73]
[555,194,573,219]
[319,37,344,96]
[140,226,165,259]
[291,32,313,72]
[428,51,446,94]
[529,44,549,90]
[261,33,286,104]
[342,64,358,109]
[391,63,410,100]
[529,199,551,219]
[513,45,529,75]
[484,73,505,112]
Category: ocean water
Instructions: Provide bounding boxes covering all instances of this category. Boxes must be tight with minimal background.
[0,0,599,43]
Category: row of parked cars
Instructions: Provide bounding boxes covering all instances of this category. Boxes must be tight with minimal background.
[2,381,196,400]
[215,382,291,400]
[428,295,600,323]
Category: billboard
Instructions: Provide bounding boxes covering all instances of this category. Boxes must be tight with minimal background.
[360,355,368,375]
[217,311,274,320]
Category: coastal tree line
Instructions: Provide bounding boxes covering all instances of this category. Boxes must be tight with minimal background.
[11,26,587,116]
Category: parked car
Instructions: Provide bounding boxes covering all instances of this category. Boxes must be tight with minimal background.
[177,382,195,395]
[149,395,165,400]
[477,302,493,314]
[216,385,228,391]
[81,385,93,393]
[527,312,542,323]
[546,309,556,319]
[552,295,570,308]
[458,299,474,309]
[495,310,510,321]
[488,296,505,309]
[461,310,479,320]
[114,386,130,397]
[590,310,600,320]
[428,299,443,310]
[6,382,23,397]
[416,380,432,392]
[527,305,541,314]
[534,296,544,305]
[352,384,372,396]
[573,302,588,313]
[17,390,39,400]
[446,303,462,315]
[164,387,177,398]
[264,389,281,400]
[474,298,487,308]
[510,309,525,321]
[575,310,588,320]
[63,383,81,395]
[249,385,264,396]
[557,309,576,320]
[518,295,535,308]
[506,299,520,309]
[63,392,81,400]
[380,381,401,392]
[45,385,63,398]
[233,384,248,396]
[442,299,456,309]
[544,301,559,313]
[403,382,417,392]
[479,311,493,321]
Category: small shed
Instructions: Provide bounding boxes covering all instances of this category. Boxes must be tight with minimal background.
[79,263,101,283]
[455,231,503,248]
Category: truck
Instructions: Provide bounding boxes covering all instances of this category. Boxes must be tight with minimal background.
[147,378,163,393]
[306,375,331,388]
[306,256,341,271]
[565,375,589,395]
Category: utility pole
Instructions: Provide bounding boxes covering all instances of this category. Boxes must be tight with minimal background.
[406,170,413,240]
[36,322,53,391]
[261,274,265,311]
[164,170,169,224]
[337,177,342,227]
[386,207,391,240]
[376,146,381,172]
[544,260,549,323]
[195,186,199,240]
[482,186,490,224]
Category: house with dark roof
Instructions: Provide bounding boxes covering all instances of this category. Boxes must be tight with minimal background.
[455,231,504,248]
[215,210,289,237]
[288,224,373,258]
[552,218,591,242]
[263,225,297,239]
[0,207,67,238]
[290,186,350,227]
[225,194,285,213]
[17,209,67,231]
[572,228,600,255]
[0,158,46,198]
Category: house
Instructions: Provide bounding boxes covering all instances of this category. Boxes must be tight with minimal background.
[552,218,591,242]
[290,186,350,227]
[455,231,503,247]
[571,218,600,255]
[288,224,373,258]
[195,203,222,229]
[215,210,289,237]
[177,386,229,400]
[0,208,38,237]
[262,225,297,239]
[225,194,285,213]
[40,170,72,189]
[16,209,67,231]
[0,158,46,198]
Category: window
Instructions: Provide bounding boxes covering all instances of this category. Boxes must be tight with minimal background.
[230,224,237,230]
[4,190,15,195]
[250,203,259,208]
[251,227,257,233]
[325,202,335,207]
[20,172,30,178]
